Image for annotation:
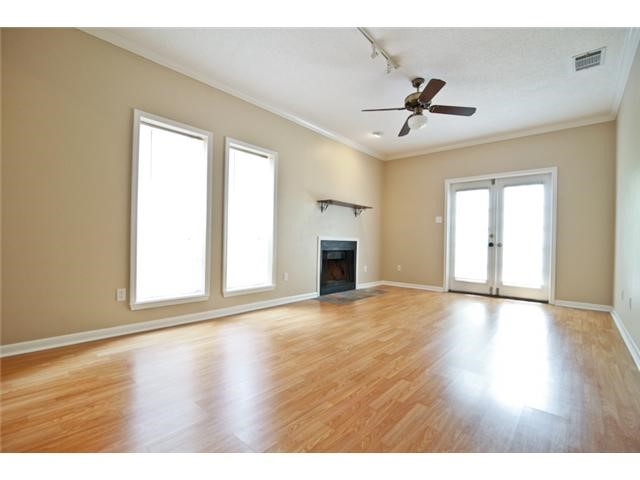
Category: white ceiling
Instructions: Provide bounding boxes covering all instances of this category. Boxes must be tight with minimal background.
[85,28,639,160]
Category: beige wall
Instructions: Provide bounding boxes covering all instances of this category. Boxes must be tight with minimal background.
[1,28,383,344]
[614,43,640,349]
[0,28,625,346]
[0,28,3,329]
[382,122,616,305]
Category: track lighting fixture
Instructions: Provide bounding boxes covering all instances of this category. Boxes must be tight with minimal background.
[357,27,398,75]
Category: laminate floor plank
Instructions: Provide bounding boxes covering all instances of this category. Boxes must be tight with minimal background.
[2,287,639,452]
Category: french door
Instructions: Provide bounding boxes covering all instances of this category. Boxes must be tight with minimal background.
[447,172,553,302]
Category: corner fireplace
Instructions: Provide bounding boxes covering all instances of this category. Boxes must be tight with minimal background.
[319,239,357,295]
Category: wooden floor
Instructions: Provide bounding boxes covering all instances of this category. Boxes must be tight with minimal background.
[2,287,640,452]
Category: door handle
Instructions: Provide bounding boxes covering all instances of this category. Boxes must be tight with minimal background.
[497,242,503,247]
[488,242,494,247]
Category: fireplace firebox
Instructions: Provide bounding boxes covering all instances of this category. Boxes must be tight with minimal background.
[319,240,357,295]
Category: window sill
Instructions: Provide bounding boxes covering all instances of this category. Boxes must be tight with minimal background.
[130,294,209,311]
[222,284,276,298]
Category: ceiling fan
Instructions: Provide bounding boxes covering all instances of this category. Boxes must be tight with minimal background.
[362,77,477,137]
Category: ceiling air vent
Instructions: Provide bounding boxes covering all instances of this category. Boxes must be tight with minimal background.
[573,48,605,72]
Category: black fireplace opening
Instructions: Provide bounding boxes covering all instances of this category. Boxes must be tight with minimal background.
[319,240,357,295]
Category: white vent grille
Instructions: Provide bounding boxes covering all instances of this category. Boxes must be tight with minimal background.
[574,48,605,72]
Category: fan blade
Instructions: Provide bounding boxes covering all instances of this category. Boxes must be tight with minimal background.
[429,105,477,116]
[398,116,411,137]
[361,107,406,112]
[419,78,446,104]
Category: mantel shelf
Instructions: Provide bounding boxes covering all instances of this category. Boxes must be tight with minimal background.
[317,199,373,217]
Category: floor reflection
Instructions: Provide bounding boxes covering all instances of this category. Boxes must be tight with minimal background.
[129,344,201,447]
[487,302,550,409]
[218,325,268,442]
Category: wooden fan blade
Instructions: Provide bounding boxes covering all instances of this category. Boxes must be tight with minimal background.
[419,79,446,104]
[398,116,411,137]
[429,105,477,116]
[361,107,406,112]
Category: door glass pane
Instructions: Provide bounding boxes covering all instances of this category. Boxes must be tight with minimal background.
[454,189,489,282]
[501,184,545,288]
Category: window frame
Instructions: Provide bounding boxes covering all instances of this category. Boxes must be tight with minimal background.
[130,109,214,310]
[223,137,278,297]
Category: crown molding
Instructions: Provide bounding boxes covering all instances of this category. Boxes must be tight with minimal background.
[611,27,640,116]
[80,28,638,163]
[384,114,616,161]
[79,28,385,161]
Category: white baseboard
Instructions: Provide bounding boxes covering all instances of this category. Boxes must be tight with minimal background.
[5,282,624,360]
[379,280,445,292]
[611,310,640,371]
[0,280,439,357]
[357,281,385,289]
[0,291,318,358]
[553,300,613,312]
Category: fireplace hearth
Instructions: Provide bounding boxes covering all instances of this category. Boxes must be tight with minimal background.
[319,240,357,295]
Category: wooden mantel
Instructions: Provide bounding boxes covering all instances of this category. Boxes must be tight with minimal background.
[317,199,373,217]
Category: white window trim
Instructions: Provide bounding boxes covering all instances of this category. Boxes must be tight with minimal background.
[130,109,214,310]
[223,137,278,297]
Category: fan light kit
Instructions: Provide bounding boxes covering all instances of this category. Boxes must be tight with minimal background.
[362,77,477,137]
[408,114,428,130]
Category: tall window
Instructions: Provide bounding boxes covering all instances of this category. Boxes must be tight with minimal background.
[130,110,213,309]
[224,139,277,296]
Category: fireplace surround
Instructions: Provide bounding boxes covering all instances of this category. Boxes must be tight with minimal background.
[318,239,357,295]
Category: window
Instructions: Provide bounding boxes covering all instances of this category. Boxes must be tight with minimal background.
[130,110,213,309]
[223,138,277,296]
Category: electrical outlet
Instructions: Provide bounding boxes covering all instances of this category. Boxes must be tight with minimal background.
[116,288,127,302]
[283,272,289,281]
[363,265,368,273]
[397,265,402,272]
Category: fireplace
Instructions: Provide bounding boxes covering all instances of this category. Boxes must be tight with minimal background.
[319,239,357,295]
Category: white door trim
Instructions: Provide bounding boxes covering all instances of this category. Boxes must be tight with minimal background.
[443,167,558,303]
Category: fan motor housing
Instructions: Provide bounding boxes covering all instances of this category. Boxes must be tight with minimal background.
[404,92,424,111]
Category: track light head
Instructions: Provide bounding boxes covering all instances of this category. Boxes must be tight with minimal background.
[386,60,394,74]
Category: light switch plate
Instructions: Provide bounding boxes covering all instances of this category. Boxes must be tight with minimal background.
[435,216,443,224]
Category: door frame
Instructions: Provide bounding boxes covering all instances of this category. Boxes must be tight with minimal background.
[443,167,558,304]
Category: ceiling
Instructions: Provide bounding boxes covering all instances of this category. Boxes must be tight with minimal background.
[84,28,639,160]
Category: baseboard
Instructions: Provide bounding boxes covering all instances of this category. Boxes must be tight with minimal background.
[0,291,318,358]
[610,310,640,371]
[553,300,613,312]
[6,284,618,358]
[379,280,445,292]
